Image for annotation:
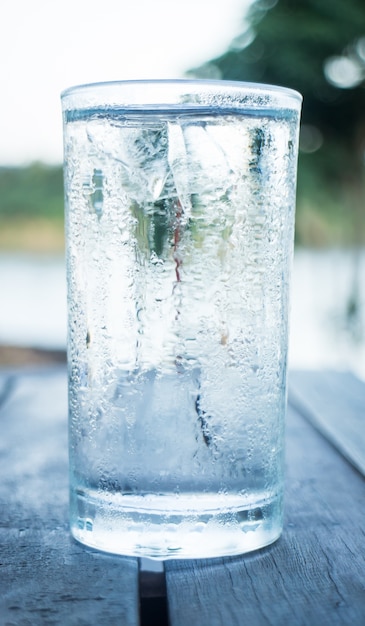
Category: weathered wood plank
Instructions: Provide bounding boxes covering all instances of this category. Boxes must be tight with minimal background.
[0,371,15,408]
[289,369,365,475]
[3,368,365,625]
[166,395,365,626]
[0,368,140,625]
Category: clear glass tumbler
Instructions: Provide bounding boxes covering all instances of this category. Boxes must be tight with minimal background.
[61,80,302,559]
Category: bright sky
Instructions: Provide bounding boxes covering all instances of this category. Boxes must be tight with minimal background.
[1,0,251,166]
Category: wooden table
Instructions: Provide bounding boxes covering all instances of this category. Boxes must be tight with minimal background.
[1,366,364,625]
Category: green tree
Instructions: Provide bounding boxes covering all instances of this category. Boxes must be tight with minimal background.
[0,163,64,218]
[0,163,65,252]
[189,0,365,245]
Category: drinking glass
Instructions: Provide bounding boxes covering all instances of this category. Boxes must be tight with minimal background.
[61,80,302,558]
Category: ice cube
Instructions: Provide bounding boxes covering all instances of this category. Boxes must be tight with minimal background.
[167,121,192,217]
[181,121,235,200]
[86,120,170,204]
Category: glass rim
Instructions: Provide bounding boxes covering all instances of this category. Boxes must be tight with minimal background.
[61,78,302,112]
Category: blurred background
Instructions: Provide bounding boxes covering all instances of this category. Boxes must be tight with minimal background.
[1,0,365,379]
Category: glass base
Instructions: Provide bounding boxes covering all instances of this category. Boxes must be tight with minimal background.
[70,488,283,559]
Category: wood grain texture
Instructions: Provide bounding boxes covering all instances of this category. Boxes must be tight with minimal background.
[2,368,365,626]
[165,391,365,626]
[0,368,140,626]
[289,369,365,475]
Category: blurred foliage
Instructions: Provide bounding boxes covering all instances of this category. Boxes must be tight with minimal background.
[0,163,64,218]
[0,163,65,252]
[189,0,365,246]
[3,0,365,254]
